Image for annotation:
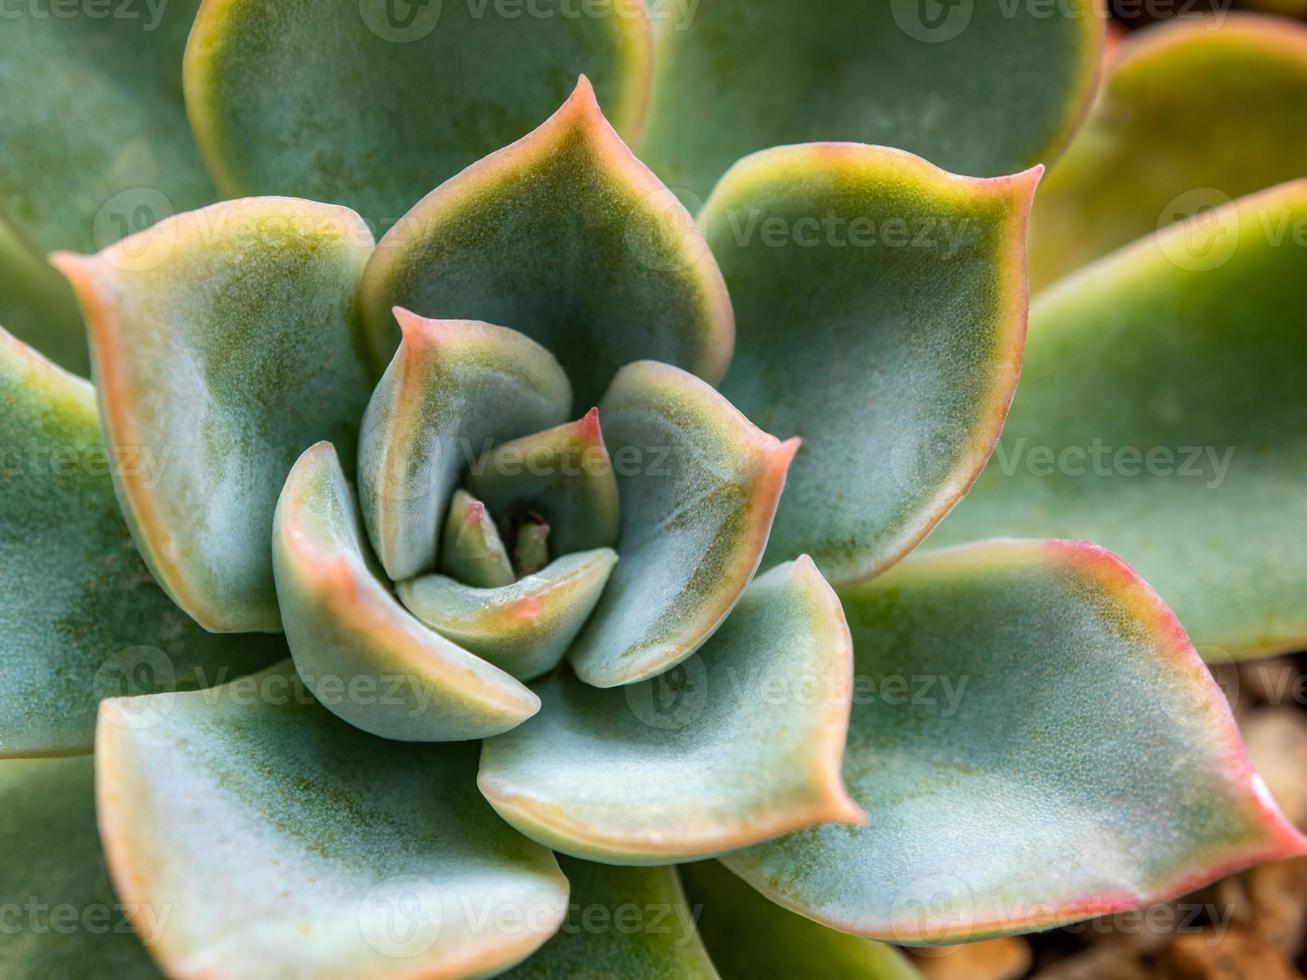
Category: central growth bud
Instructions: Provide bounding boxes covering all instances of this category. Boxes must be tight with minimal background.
[436,404,619,588]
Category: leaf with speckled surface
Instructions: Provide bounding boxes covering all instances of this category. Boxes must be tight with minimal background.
[359,78,734,407]
[1030,15,1307,290]
[480,558,863,865]
[0,757,160,979]
[930,183,1307,660]
[700,144,1038,589]
[639,0,1101,200]
[52,198,376,634]
[185,0,651,234]
[680,860,922,980]
[357,311,572,583]
[567,361,797,688]
[96,662,569,979]
[724,540,1307,945]
[0,327,282,758]
[274,442,540,742]
[398,548,618,682]
[500,859,718,979]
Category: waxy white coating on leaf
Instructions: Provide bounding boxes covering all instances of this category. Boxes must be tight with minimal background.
[96,663,569,980]
[480,557,863,865]
[51,197,376,633]
[567,361,798,688]
[359,77,734,407]
[0,325,282,757]
[357,311,572,583]
[701,144,1040,590]
[398,548,619,682]
[724,539,1307,945]
[273,442,540,742]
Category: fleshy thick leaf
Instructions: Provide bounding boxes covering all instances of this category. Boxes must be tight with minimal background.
[1,757,160,979]
[0,0,214,373]
[358,311,572,582]
[1031,15,1307,289]
[932,183,1307,659]
[466,408,621,556]
[359,78,734,406]
[0,327,280,758]
[0,217,87,377]
[681,860,922,980]
[53,198,376,633]
[700,145,1038,588]
[724,540,1307,944]
[567,361,797,687]
[184,0,651,233]
[500,859,718,979]
[97,663,569,979]
[273,443,540,741]
[480,558,862,865]
[398,549,618,682]
[441,489,516,589]
[640,0,1102,199]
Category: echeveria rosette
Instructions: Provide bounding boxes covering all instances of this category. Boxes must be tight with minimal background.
[2,4,1306,980]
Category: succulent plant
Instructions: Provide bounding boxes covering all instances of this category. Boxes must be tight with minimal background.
[3,3,1307,978]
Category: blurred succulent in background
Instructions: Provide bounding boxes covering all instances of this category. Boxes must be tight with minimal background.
[3,2,1307,978]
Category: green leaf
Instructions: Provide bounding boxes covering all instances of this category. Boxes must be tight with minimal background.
[724,540,1307,945]
[500,859,718,979]
[96,662,569,978]
[441,489,517,589]
[358,78,734,406]
[273,443,540,741]
[680,860,922,980]
[640,0,1102,200]
[480,558,863,865]
[466,408,620,556]
[52,198,376,633]
[398,549,618,682]
[700,144,1038,588]
[568,361,797,688]
[0,0,216,374]
[1031,15,1307,289]
[184,0,652,234]
[0,327,281,758]
[0,757,160,979]
[0,217,87,377]
[358,311,572,582]
[930,182,1307,659]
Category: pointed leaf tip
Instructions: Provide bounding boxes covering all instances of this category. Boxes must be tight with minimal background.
[568,361,797,688]
[702,144,1032,589]
[480,557,860,865]
[274,442,540,742]
[52,197,376,633]
[360,85,732,406]
[724,538,1307,944]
